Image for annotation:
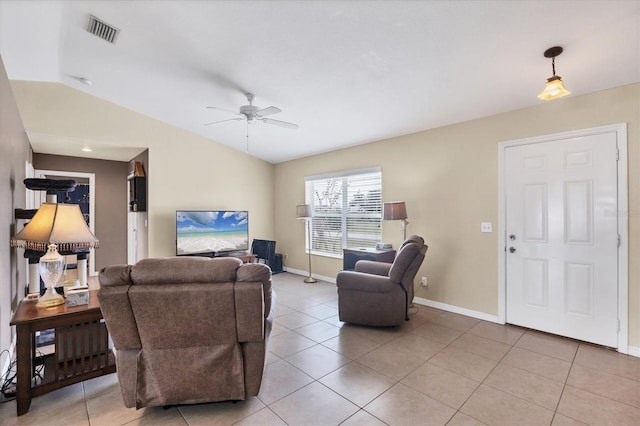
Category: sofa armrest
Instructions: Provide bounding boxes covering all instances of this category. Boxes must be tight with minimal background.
[354,260,392,276]
[98,264,142,350]
[99,264,133,287]
[234,281,265,342]
[98,285,142,350]
[336,270,396,293]
[237,263,272,316]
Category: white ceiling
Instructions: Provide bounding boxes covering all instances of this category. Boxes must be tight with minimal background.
[1,0,639,164]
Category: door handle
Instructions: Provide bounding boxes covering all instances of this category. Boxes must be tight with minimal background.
[509,234,516,241]
[509,247,516,253]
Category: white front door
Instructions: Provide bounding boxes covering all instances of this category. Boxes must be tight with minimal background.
[505,131,619,347]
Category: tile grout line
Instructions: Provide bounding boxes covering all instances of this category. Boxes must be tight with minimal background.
[549,341,581,425]
[443,326,519,425]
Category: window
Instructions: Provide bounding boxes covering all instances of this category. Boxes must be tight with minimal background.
[305,168,382,257]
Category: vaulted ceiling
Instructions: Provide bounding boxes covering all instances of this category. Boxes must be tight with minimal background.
[1,0,638,163]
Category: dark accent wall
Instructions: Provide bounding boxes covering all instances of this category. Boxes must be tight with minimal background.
[0,55,32,357]
[33,154,129,270]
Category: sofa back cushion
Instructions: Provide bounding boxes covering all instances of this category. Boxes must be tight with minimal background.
[131,257,242,284]
[389,241,422,283]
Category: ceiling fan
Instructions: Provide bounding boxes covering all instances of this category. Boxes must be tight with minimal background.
[205,93,299,130]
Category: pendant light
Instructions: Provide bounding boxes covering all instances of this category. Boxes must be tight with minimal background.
[537,46,571,101]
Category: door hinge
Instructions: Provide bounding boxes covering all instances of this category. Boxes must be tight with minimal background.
[617,234,621,247]
[616,148,620,161]
[618,319,621,332]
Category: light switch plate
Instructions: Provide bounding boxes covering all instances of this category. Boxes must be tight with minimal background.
[481,222,493,233]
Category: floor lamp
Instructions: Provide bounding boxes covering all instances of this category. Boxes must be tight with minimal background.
[296,204,317,283]
[383,201,409,241]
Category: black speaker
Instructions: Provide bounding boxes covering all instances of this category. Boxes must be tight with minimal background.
[271,253,283,274]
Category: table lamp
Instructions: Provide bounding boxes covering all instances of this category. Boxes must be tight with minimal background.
[11,203,99,307]
[383,201,409,241]
[296,204,317,283]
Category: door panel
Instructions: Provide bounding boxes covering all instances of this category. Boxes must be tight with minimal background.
[524,184,548,242]
[505,132,618,347]
[565,180,592,244]
[523,258,548,308]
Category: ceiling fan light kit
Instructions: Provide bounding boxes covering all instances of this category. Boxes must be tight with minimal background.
[537,46,571,101]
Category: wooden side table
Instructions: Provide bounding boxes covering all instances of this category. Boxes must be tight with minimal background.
[10,290,116,416]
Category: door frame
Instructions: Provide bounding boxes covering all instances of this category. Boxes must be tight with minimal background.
[34,169,97,278]
[497,123,629,354]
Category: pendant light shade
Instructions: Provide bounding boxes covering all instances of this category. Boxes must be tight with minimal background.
[538,76,572,101]
[537,46,571,101]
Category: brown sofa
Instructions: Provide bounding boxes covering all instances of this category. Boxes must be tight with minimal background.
[337,235,427,326]
[98,256,274,408]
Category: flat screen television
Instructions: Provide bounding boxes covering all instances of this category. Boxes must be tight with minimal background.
[176,210,249,256]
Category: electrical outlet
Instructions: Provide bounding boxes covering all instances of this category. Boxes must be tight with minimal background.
[481,222,493,233]
[420,276,428,287]
[283,253,288,259]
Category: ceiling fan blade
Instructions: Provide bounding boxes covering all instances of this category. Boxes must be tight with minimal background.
[206,106,242,116]
[262,118,299,130]
[255,106,281,117]
[204,117,245,126]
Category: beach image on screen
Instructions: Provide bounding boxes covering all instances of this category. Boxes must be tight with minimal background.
[176,211,248,255]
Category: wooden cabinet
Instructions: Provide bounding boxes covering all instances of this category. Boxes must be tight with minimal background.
[342,247,396,270]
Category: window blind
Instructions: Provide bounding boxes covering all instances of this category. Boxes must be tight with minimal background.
[305,168,382,256]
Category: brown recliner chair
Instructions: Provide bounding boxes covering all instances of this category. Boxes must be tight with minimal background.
[98,256,274,409]
[337,235,427,326]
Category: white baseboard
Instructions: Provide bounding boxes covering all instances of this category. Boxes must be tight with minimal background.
[628,346,640,358]
[283,267,336,284]
[413,296,502,324]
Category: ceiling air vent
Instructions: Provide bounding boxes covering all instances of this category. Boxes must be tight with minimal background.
[87,15,119,44]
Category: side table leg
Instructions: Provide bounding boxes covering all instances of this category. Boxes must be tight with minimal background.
[15,325,32,416]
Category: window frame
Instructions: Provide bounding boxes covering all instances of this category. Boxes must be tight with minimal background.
[304,167,382,258]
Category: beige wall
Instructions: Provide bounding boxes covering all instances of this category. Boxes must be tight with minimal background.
[146,129,275,257]
[275,83,639,348]
[0,55,31,358]
[10,81,275,261]
[32,153,129,270]
[7,78,638,350]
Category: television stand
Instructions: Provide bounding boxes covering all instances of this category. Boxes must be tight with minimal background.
[215,251,256,264]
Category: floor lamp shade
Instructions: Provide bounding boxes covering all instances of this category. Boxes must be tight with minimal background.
[383,202,407,221]
[11,203,99,306]
[383,201,409,241]
[296,204,312,219]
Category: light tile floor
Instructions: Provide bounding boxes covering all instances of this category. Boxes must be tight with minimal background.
[1,272,639,425]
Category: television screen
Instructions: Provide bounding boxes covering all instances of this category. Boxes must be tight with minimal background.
[176,210,248,256]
